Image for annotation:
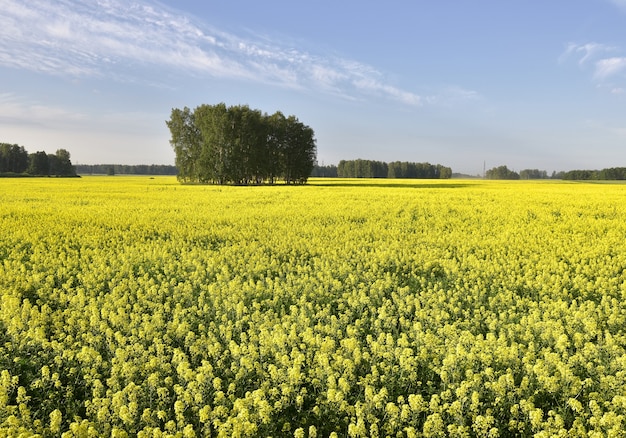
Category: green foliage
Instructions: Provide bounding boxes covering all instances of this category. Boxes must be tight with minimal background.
[0,143,29,174]
[311,164,338,177]
[562,167,626,180]
[519,169,548,179]
[28,151,50,176]
[166,103,317,185]
[0,144,76,177]
[485,165,520,180]
[337,159,452,179]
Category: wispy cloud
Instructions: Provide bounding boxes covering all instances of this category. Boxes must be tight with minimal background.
[594,57,626,80]
[423,86,482,107]
[0,0,247,78]
[561,42,626,91]
[0,0,423,106]
[560,42,615,66]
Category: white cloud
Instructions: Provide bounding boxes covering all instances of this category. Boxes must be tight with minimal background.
[0,0,423,107]
[352,78,422,106]
[427,86,482,106]
[310,65,348,89]
[594,57,626,80]
[560,42,615,65]
[561,42,626,92]
[46,21,73,39]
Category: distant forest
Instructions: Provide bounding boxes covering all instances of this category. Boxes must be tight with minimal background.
[75,164,178,176]
[485,165,626,180]
[5,140,626,181]
[560,168,626,180]
[71,162,626,180]
[0,143,76,176]
[327,159,453,179]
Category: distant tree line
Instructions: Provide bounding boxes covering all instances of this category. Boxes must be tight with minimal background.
[0,143,76,176]
[388,161,453,179]
[311,164,338,177]
[166,103,317,185]
[75,164,178,176]
[519,169,549,179]
[485,165,626,180]
[485,165,521,180]
[336,159,452,179]
[561,167,626,180]
[486,166,557,180]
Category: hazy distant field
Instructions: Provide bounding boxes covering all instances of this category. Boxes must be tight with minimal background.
[1,177,626,436]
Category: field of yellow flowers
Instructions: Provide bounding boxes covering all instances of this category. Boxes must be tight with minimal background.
[1,176,626,437]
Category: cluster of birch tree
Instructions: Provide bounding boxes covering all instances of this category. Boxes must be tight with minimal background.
[166,103,317,185]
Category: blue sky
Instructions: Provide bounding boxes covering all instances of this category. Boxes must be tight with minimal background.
[2,1,626,175]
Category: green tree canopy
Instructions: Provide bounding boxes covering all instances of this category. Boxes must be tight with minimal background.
[0,143,29,174]
[519,169,548,180]
[337,159,452,179]
[28,151,50,176]
[1,144,76,176]
[166,103,317,185]
[49,149,75,176]
[561,167,626,180]
[485,165,520,180]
